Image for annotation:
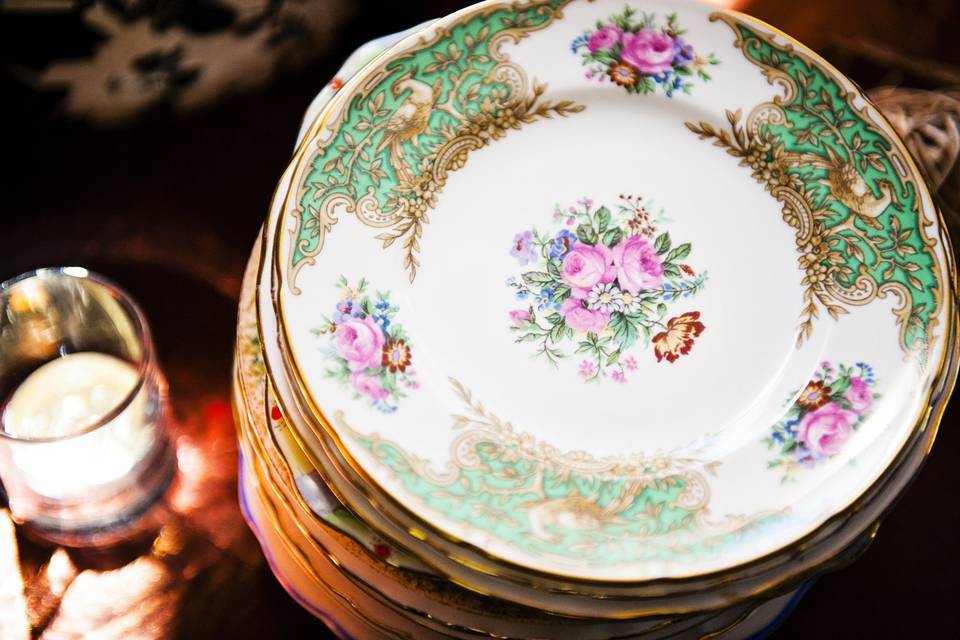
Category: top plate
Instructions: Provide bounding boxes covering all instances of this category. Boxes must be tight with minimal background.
[271,0,955,582]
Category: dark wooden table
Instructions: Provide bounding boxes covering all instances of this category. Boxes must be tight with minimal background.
[2,1,958,638]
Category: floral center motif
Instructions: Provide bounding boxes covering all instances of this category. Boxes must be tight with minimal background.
[765,362,879,480]
[508,194,708,382]
[316,277,418,412]
[572,7,719,98]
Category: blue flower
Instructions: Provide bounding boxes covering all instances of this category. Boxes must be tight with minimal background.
[549,229,577,260]
[374,299,391,311]
[570,34,588,53]
[373,401,398,415]
[653,71,673,84]
[783,418,799,437]
[372,313,390,331]
[516,290,530,301]
[664,75,684,98]
[536,288,557,310]
[771,431,785,444]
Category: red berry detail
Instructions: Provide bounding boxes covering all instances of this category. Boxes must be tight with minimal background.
[271,406,282,421]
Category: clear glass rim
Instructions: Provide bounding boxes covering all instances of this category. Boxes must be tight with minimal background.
[0,267,154,444]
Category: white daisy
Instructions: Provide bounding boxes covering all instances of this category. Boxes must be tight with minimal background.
[619,290,642,313]
[586,283,624,313]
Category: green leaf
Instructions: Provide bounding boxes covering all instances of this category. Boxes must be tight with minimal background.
[609,312,638,351]
[515,320,541,333]
[521,271,553,286]
[553,284,572,301]
[576,223,598,245]
[830,378,851,397]
[654,232,671,254]
[595,206,612,233]
[666,243,691,262]
[657,303,667,319]
[549,322,566,343]
[602,228,624,248]
[663,264,681,279]
[546,259,562,279]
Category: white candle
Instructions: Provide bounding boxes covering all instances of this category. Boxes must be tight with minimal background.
[1,352,154,499]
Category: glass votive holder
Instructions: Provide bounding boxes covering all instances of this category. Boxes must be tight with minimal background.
[0,267,175,546]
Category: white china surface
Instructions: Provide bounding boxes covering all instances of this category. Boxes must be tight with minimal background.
[271,0,954,582]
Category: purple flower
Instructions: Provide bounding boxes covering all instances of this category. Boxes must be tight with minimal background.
[795,447,817,468]
[672,38,695,65]
[510,231,537,265]
[587,26,622,52]
[333,300,362,323]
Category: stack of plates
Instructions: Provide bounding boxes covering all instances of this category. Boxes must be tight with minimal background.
[232,1,959,638]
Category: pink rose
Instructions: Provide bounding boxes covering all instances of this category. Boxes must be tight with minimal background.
[621,29,675,75]
[560,298,610,334]
[335,317,385,372]
[351,371,389,402]
[509,309,531,327]
[845,378,873,415]
[587,26,622,52]
[561,243,616,298]
[797,402,857,457]
[612,236,664,293]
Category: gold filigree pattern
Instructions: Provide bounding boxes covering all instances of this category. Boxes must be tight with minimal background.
[686,13,943,356]
[286,1,583,290]
[339,379,763,566]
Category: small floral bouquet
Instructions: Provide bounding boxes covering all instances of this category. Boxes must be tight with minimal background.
[765,362,879,480]
[571,7,719,97]
[315,277,417,412]
[508,194,707,382]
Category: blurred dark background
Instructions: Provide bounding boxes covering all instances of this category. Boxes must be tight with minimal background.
[1,0,959,638]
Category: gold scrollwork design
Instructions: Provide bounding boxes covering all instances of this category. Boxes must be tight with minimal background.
[286,1,583,290]
[687,13,944,357]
